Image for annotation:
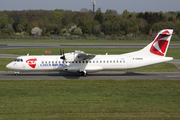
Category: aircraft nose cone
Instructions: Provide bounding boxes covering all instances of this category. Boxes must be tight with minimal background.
[6,63,11,69]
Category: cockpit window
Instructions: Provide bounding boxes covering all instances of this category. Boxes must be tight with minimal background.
[14,59,23,62]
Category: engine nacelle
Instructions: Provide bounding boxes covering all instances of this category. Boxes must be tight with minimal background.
[63,53,75,62]
[62,50,86,62]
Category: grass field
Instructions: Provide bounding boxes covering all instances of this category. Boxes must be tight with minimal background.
[0,47,139,55]
[0,39,180,44]
[0,58,14,71]
[0,80,180,120]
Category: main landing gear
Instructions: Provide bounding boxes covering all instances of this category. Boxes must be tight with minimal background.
[15,71,19,76]
[79,70,87,77]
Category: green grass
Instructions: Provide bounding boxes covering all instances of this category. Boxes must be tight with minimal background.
[0,58,14,71]
[1,39,180,44]
[0,80,180,120]
[0,47,138,55]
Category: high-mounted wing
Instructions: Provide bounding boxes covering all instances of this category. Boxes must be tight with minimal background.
[77,53,95,60]
[60,50,95,61]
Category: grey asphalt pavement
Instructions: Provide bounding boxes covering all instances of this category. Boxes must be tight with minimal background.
[0,71,180,80]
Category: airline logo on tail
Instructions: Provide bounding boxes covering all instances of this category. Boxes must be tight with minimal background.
[150,30,171,56]
[26,58,37,68]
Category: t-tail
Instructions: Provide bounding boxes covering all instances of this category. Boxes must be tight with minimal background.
[123,29,173,69]
[143,29,173,57]
[127,29,173,57]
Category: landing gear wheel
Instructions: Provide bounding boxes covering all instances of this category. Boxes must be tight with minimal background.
[82,72,87,77]
[79,71,87,77]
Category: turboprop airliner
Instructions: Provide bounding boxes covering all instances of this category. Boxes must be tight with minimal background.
[6,29,173,76]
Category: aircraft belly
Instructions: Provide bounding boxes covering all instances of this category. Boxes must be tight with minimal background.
[85,66,103,73]
[102,64,128,71]
[63,65,104,73]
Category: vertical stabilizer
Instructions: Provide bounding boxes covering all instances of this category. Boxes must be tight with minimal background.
[141,29,173,57]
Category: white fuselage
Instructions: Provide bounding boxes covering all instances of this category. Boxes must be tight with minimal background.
[6,54,173,73]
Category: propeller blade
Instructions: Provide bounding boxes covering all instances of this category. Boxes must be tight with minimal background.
[60,48,66,61]
[60,46,62,55]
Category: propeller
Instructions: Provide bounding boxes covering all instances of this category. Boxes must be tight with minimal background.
[60,46,66,63]
[60,46,62,55]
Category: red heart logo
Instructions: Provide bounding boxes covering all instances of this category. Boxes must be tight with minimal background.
[26,58,37,68]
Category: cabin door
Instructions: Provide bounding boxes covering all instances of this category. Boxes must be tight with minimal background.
[128,56,133,69]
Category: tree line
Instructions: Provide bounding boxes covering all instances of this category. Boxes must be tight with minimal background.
[0,8,180,39]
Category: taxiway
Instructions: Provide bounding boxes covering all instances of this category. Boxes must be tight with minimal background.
[0,71,180,80]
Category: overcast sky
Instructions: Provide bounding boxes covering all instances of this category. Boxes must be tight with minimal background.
[0,0,179,14]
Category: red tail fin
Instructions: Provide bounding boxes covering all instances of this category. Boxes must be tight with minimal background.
[150,30,173,57]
